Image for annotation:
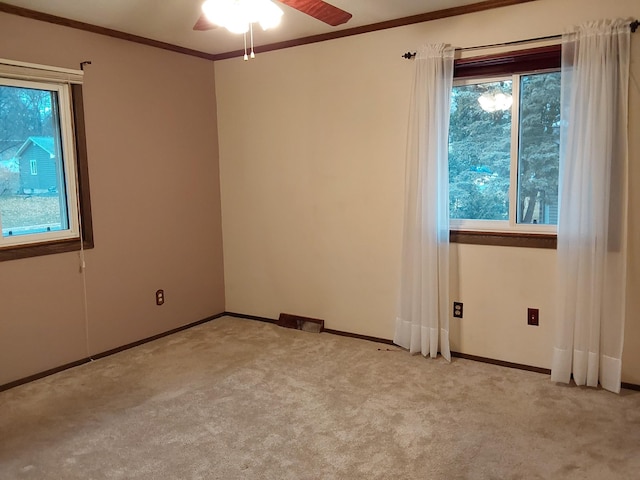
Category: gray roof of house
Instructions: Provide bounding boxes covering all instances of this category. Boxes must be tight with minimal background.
[16,136,56,157]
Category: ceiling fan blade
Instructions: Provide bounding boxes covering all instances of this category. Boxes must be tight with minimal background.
[193,13,217,31]
[278,0,352,27]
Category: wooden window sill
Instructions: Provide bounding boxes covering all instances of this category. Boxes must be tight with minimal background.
[0,238,94,262]
[450,230,557,249]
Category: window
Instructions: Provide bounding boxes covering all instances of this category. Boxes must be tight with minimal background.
[448,46,561,246]
[0,59,93,261]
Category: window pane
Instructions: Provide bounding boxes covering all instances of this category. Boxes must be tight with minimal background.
[517,72,561,225]
[0,85,69,238]
[449,80,512,221]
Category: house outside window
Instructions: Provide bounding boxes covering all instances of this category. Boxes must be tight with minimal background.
[448,46,561,242]
[0,59,93,260]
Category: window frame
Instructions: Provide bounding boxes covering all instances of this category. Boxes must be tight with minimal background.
[0,60,93,262]
[450,45,561,249]
[0,77,80,247]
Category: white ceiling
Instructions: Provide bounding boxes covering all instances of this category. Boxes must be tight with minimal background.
[1,0,485,56]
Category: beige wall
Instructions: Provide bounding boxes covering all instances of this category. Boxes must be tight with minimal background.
[0,14,225,385]
[216,0,640,383]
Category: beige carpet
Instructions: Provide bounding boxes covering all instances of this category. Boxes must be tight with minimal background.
[1,316,639,479]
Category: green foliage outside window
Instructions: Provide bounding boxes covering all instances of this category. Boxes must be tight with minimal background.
[449,80,512,221]
[518,72,561,224]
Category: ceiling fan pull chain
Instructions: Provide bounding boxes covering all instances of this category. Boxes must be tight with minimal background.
[243,31,249,61]
[250,23,256,59]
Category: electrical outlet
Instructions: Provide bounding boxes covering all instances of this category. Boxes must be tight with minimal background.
[453,302,463,318]
[528,308,539,326]
[156,289,165,306]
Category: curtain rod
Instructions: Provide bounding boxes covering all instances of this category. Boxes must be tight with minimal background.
[402,19,639,59]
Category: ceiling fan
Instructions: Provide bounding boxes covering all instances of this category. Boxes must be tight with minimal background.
[193,0,353,31]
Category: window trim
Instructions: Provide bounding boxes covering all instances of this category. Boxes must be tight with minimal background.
[0,82,93,262]
[450,45,561,249]
[454,44,561,78]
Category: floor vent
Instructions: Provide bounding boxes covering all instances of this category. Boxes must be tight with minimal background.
[277,313,324,333]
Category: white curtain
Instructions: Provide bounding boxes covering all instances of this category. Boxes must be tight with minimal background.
[551,19,631,393]
[394,44,454,360]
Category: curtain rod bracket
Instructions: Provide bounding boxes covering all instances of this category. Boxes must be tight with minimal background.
[402,51,416,60]
[80,61,92,70]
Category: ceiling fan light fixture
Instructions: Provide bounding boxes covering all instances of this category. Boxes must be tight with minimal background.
[201,0,232,27]
[226,17,251,34]
[257,0,284,30]
[201,0,283,34]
